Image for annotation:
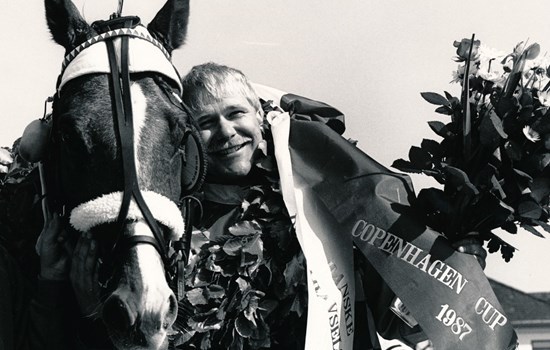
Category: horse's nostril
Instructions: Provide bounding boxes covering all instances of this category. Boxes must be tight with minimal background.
[102,295,136,332]
[164,293,178,328]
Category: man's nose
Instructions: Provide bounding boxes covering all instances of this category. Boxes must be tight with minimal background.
[217,117,236,137]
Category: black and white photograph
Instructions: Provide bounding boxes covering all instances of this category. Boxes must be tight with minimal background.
[1,1,549,349]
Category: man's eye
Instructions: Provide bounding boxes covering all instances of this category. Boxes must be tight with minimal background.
[198,119,214,129]
[228,111,245,119]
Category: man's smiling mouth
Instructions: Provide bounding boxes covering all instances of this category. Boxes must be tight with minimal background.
[209,142,249,156]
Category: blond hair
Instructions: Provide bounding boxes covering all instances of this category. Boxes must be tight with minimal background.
[181,62,262,116]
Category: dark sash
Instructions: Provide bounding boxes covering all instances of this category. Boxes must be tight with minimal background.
[276,115,518,350]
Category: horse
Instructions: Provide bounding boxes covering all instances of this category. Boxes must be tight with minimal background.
[37,0,204,348]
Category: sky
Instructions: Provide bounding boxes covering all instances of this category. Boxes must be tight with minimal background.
[2,0,550,293]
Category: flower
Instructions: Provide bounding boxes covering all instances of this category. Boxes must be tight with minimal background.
[453,38,481,61]
[393,36,550,262]
[523,125,541,142]
[476,44,506,85]
[537,90,550,107]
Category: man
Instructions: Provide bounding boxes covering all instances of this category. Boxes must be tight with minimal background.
[176,62,489,349]
[0,146,81,350]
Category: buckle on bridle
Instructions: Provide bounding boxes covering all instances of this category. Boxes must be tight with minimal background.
[91,15,141,33]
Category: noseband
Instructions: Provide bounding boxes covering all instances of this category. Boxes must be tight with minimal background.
[46,15,202,295]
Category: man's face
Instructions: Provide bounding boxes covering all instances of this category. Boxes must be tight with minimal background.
[196,95,262,183]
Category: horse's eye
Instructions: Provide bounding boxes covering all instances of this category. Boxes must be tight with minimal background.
[57,118,89,154]
[59,130,73,144]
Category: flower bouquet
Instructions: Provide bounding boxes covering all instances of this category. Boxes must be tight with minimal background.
[392,35,550,261]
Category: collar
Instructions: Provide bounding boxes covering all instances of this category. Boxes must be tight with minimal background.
[203,183,250,205]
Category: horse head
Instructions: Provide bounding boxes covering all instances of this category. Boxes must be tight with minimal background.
[41,0,203,348]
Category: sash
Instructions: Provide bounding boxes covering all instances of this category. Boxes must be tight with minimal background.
[268,112,518,350]
[270,112,355,349]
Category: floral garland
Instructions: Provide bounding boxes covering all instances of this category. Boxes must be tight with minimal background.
[0,140,43,279]
[172,108,308,350]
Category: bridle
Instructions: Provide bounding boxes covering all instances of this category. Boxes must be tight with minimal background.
[44,14,204,298]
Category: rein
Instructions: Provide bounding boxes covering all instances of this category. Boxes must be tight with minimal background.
[101,17,167,258]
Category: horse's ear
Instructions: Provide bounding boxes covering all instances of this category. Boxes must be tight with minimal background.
[147,0,190,54]
[44,0,92,50]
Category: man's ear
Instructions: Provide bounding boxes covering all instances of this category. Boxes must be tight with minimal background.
[147,0,190,54]
[44,0,93,51]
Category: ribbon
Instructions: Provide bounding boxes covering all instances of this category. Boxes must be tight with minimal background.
[270,112,355,349]
[269,112,518,350]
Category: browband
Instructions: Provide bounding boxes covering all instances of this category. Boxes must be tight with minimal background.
[57,25,182,94]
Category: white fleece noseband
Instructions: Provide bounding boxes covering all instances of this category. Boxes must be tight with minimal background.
[69,191,184,240]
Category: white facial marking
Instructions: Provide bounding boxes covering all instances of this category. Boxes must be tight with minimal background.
[131,83,147,177]
[133,220,171,313]
[129,85,175,335]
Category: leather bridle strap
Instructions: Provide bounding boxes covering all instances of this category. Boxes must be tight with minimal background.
[104,29,167,258]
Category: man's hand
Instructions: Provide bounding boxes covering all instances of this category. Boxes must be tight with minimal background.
[70,233,101,317]
[38,213,71,281]
[453,236,487,270]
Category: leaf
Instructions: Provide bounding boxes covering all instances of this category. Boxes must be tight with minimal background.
[190,308,223,332]
[206,285,226,299]
[495,95,520,117]
[487,235,517,262]
[500,244,515,262]
[504,140,523,161]
[256,155,275,172]
[443,165,478,194]
[444,91,455,101]
[223,237,243,256]
[200,334,212,350]
[235,315,255,338]
[513,168,533,191]
[521,223,545,238]
[421,92,450,106]
[517,196,542,220]
[421,139,443,158]
[284,254,306,288]
[435,106,453,115]
[532,220,550,234]
[228,330,244,350]
[421,169,445,184]
[523,43,541,60]
[500,220,517,234]
[487,237,501,253]
[205,253,223,272]
[468,192,513,232]
[479,111,507,148]
[534,153,550,172]
[391,159,423,173]
[186,288,208,306]
[428,121,455,138]
[490,175,506,200]
[229,220,261,236]
[408,146,432,168]
[416,188,452,214]
[258,299,278,315]
[242,234,263,256]
[531,177,550,203]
